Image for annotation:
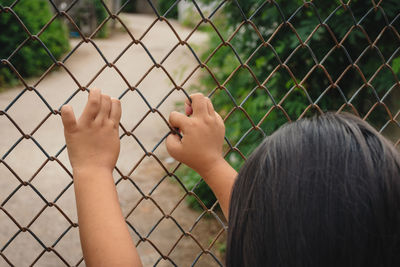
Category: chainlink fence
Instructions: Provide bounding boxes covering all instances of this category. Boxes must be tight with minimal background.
[1,0,399,266]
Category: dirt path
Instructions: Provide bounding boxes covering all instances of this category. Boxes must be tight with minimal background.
[0,14,226,266]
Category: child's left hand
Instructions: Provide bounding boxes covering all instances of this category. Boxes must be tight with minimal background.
[61,88,122,174]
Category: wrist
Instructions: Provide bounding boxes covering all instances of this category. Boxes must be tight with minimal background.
[73,166,114,178]
[197,157,229,180]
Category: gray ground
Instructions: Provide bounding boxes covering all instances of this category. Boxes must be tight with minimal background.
[0,14,226,267]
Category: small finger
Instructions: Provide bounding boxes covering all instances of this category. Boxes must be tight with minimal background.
[169,111,189,132]
[81,88,101,122]
[205,97,215,117]
[95,94,112,123]
[61,105,77,131]
[166,133,183,160]
[110,98,122,125]
[215,111,225,126]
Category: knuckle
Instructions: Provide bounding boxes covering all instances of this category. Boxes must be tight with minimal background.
[191,93,204,97]
[216,113,224,124]
[105,120,115,128]
[93,120,101,127]
[204,116,213,125]
[166,138,177,154]
[188,119,196,128]
[61,104,70,112]
[92,119,101,127]
[190,93,204,101]
[113,120,120,129]
[112,98,121,106]
[169,111,178,121]
[61,107,68,116]
[103,95,111,101]
[90,96,100,107]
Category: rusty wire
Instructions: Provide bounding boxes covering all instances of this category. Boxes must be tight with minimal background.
[0,0,399,266]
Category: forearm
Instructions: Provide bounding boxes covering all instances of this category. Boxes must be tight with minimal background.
[73,168,142,267]
[199,159,237,219]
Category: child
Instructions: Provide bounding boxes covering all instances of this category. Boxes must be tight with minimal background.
[61,89,400,267]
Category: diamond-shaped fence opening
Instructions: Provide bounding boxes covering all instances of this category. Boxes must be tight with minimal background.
[0,0,399,266]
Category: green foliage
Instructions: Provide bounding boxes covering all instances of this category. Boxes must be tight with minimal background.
[180,0,400,209]
[217,241,226,254]
[176,164,216,210]
[94,0,109,38]
[66,0,109,38]
[121,0,136,13]
[158,0,178,19]
[0,0,69,87]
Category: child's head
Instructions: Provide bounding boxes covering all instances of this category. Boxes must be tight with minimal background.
[227,112,400,267]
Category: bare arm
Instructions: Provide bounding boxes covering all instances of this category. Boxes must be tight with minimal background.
[61,89,142,267]
[198,158,237,218]
[166,94,237,218]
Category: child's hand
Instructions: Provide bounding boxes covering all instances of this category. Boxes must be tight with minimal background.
[166,93,225,176]
[61,89,122,174]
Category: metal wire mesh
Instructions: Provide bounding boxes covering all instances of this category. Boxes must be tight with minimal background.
[0,0,399,266]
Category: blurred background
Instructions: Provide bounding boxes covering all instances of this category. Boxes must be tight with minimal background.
[0,0,399,266]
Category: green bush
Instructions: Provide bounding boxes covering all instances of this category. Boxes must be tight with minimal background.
[179,0,400,210]
[158,0,178,19]
[121,0,136,13]
[121,0,178,19]
[92,0,109,38]
[68,0,109,38]
[0,0,69,88]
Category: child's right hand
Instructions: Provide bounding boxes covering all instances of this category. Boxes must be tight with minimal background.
[166,93,225,176]
[61,88,121,174]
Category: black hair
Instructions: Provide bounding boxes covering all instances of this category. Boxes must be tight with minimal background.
[226,112,400,267]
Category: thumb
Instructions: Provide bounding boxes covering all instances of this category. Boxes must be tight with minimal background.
[166,133,183,161]
[61,105,77,131]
